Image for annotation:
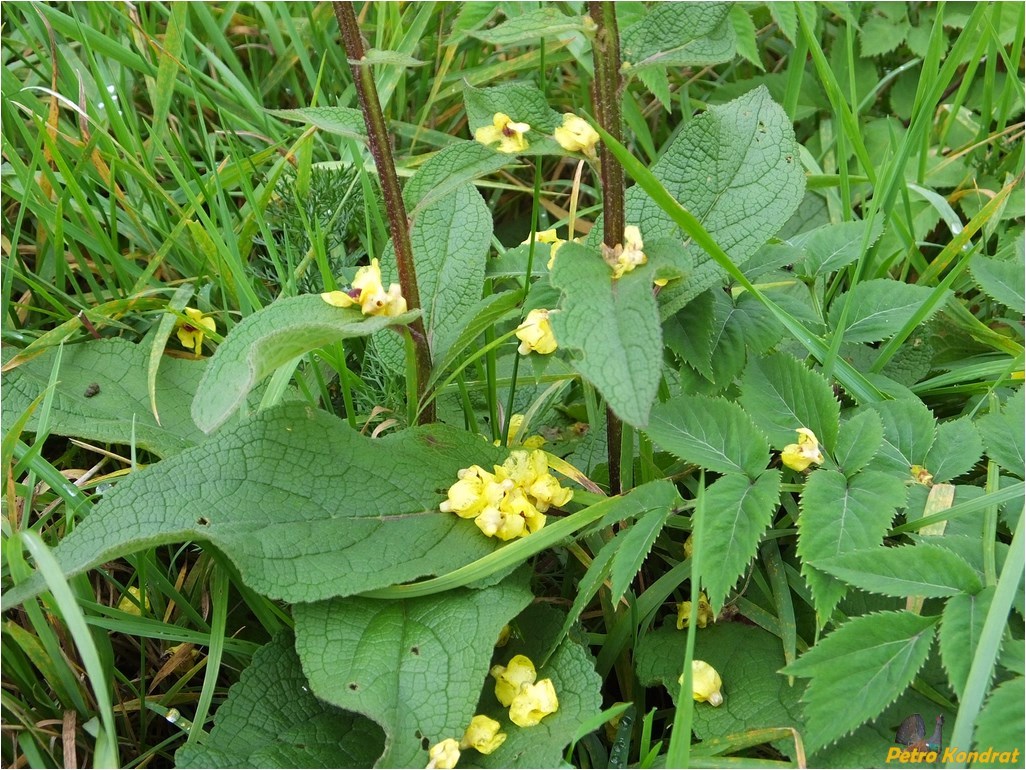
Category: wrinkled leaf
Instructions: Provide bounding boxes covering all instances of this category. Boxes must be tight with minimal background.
[620,3,736,71]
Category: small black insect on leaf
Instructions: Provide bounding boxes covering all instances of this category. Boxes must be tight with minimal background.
[84,383,101,398]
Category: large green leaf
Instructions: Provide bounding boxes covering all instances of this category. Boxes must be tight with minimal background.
[797,470,907,620]
[462,81,563,143]
[1,404,506,609]
[620,3,736,71]
[1,338,204,457]
[864,398,938,476]
[192,295,420,433]
[645,395,770,478]
[828,279,941,344]
[402,141,510,215]
[700,470,781,611]
[832,409,884,477]
[791,219,882,280]
[740,352,841,449]
[978,388,1024,479]
[268,106,366,140]
[816,543,983,598]
[379,183,493,370]
[784,611,939,752]
[549,242,662,428]
[176,632,385,769]
[972,676,1025,766]
[624,86,805,315]
[939,586,994,699]
[470,7,585,45]
[293,575,532,768]
[923,416,983,483]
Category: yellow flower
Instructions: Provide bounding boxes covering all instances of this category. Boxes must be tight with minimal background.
[460,715,507,755]
[475,112,531,154]
[495,624,512,648]
[117,586,149,616]
[780,427,824,472]
[491,654,537,707]
[496,414,547,449]
[523,229,575,270]
[683,534,694,560]
[604,225,648,279]
[676,591,715,629]
[426,738,460,769]
[509,678,559,727]
[554,113,600,158]
[680,660,723,706]
[322,258,407,317]
[440,466,512,519]
[516,308,557,355]
[176,307,216,356]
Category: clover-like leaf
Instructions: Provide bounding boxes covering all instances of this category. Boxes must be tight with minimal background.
[176,632,385,769]
[293,574,533,768]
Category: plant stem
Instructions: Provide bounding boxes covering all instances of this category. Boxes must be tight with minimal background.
[333,1,434,423]
[589,0,625,493]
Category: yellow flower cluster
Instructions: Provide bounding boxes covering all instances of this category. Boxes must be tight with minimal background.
[440,449,573,540]
[605,225,648,279]
[554,113,600,158]
[116,586,149,616]
[475,112,600,159]
[523,228,582,270]
[498,414,546,450]
[491,654,560,727]
[426,714,508,768]
[321,258,408,317]
[176,307,216,356]
[781,427,824,472]
[515,308,558,356]
[676,591,715,629]
[679,660,724,706]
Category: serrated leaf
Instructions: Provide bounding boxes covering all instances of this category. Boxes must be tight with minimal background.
[645,395,770,478]
[549,242,662,428]
[741,352,841,449]
[784,611,939,752]
[192,295,419,433]
[859,10,911,58]
[833,410,885,477]
[463,81,563,136]
[1,338,204,457]
[729,6,763,70]
[176,632,384,769]
[864,398,938,476]
[445,4,497,45]
[940,587,995,699]
[770,4,798,43]
[377,183,493,373]
[636,621,805,758]
[817,543,983,598]
[797,470,907,620]
[293,576,532,768]
[635,66,672,111]
[972,676,1026,766]
[663,291,716,379]
[630,87,805,315]
[2,404,508,609]
[268,106,366,140]
[403,141,511,214]
[700,470,781,610]
[791,219,882,279]
[608,505,672,604]
[978,388,1025,479]
[970,235,1025,314]
[471,8,584,45]
[620,3,736,72]
[923,417,983,483]
[828,279,941,344]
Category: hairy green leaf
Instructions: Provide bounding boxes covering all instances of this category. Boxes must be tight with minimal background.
[176,632,385,769]
[192,296,419,433]
[268,106,367,140]
[2,339,204,457]
[620,3,736,71]
[828,279,941,344]
[817,543,983,598]
[741,352,841,449]
[701,470,781,611]
[462,81,563,138]
[471,8,584,45]
[403,141,511,214]
[791,219,882,279]
[293,575,532,767]
[940,587,995,700]
[784,611,939,752]
[549,242,662,428]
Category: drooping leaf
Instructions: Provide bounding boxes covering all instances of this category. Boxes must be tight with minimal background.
[1,338,205,457]
[620,3,736,72]
[923,417,984,483]
[832,409,885,477]
[403,141,512,214]
[828,279,941,344]
[470,7,585,45]
[939,586,995,699]
[978,388,1025,479]
[176,632,385,769]
[784,611,939,752]
[700,470,781,611]
[797,470,907,620]
[972,676,1026,765]
[816,543,983,598]
[1,404,508,609]
[740,352,841,449]
[293,575,532,768]
[863,398,938,477]
[625,87,806,315]
[728,5,763,70]
[645,395,770,478]
[549,242,662,428]
[192,296,419,433]
[268,106,366,140]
